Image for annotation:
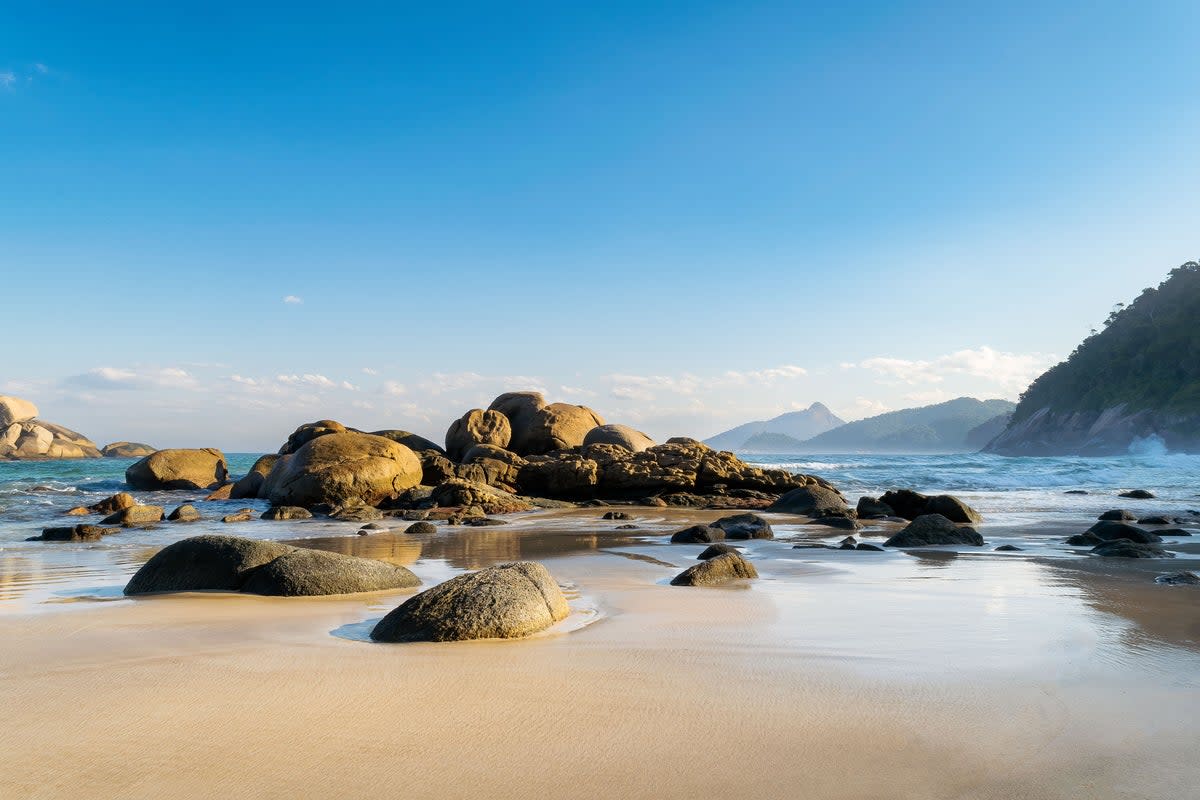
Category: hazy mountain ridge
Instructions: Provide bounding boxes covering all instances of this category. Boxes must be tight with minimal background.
[704,403,844,451]
[987,262,1200,455]
[795,398,1016,453]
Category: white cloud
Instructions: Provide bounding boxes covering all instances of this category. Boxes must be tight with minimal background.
[361,367,379,376]
[382,381,407,396]
[853,347,1055,392]
[0,72,15,89]
[66,366,198,391]
[282,295,303,305]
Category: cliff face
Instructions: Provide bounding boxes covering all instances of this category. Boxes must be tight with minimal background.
[984,405,1200,456]
[985,261,1200,456]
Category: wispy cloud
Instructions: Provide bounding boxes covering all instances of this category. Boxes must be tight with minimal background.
[0,71,15,90]
[852,346,1056,392]
[282,295,303,305]
[66,366,198,391]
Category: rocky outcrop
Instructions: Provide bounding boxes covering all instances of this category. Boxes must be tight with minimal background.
[878,490,981,523]
[445,409,511,461]
[582,424,655,453]
[429,478,533,515]
[0,417,101,460]
[884,514,984,547]
[126,448,229,490]
[101,442,156,458]
[231,454,280,499]
[124,535,420,596]
[0,395,39,427]
[370,561,568,642]
[670,552,758,586]
[985,405,1200,456]
[262,432,422,508]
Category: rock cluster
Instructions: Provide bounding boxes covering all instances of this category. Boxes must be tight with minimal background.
[0,396,101,460]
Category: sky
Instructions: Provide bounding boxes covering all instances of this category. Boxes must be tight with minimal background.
[2,1,1199,451]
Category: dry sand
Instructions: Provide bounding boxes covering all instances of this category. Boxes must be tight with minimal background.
[2,509,1198,799]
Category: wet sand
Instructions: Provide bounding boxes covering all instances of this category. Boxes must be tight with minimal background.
[2,507,1199,799]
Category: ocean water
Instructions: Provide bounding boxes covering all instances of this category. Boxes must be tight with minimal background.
[2,451,1198,612]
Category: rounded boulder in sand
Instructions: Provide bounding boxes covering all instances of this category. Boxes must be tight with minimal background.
[238,548,420,596]
[125,448,229,490]
[370,561,569,642]
[262,431,422,508]
[124,535,295,594]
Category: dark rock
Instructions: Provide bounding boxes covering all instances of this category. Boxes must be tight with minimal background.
[884,514,984,547]
[711,513,773,540]
[616,523,639,530]
[1159,528,1193,537]
[602,511,631,520]
[1091,541,1173,559]
[878,489,929,520]
[1086,521,1161,543]
[671,525,725,544]
[808,516,861,531]
[994,544,1023,552]
[838,536,857,550]
[924,495,982,524]
[124,536,295,594]
[855,496,894,518]
[1064,490,1089,495]
[34,524,115,542]
[1137,516,1174,525]
[238,548,420,596]
[1066,532,1104,547]
[855,543,885,551]
[697,543,740,560]
[167,504,201,523]
[261,505,313,521]
[766,485,849,517]
[1155,571,1200,585]
[1099,509,1138,522]
[101,505,165,526]
[328,504,384,522]
[368,430,446,456]
[1119,489,1155,499]
[670,552,758,586]
[464,517,509,527]
[370,561,568,642]
[406,521,438,534]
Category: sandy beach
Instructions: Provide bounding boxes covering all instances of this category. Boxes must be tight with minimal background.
[3,507,1198,800]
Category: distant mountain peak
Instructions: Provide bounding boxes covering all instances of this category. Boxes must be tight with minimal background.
[703,401,845,451]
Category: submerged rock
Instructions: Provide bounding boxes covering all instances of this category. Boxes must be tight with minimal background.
[1137,515,1176,526]
[1098,509,1138,522]
[855,496,894,518]
[32,524,117,542]
[1091,540,1173,559]
[1155,571,1200,585]
[808,516,861,531]
[370,561,568,642]
[328,504,384,522]
[710,513,773,540]
[1119,489,1155,499]
[602,510,631,520]
[856,542,885,552]
[1086,521,1161,544]
[878,489,981,523]
[405,521,438,534]
[994,544,1023,552]
[884,514,983,547]
[221,509,256,524]
[670,552,758,586]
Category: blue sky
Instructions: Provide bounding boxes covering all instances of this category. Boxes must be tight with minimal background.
[3,1,1198,450]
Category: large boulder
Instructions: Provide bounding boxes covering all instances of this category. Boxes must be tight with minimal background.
[0,395,39,426]
[710,513,773,540]
[1098,509,1138,522]
[238,548,420,596]
[369,430,445,455]
[230,454,280,499]
[370,561,569,642]
[262,432,422,508]
[487,392,547,454]
[670,552,758,586]
[101,442,157,458]
[884,514,984,547]
[102,505,165,526]
[126,448,229,490]
[856,496,895,519]
[671,524,724,543]
[878,489,930,520]
[582,424,655,453]
[512,403,606,456]
[445,409,512,461]
[924,495,982,524]
[278,420,348,454]
[766,485,849,517]
[124,536,294,594]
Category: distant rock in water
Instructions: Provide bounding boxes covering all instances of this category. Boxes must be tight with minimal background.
[101,442,156,458]
[0,395,102,460]
[126,448,229,490]
[986,262,1200,455]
